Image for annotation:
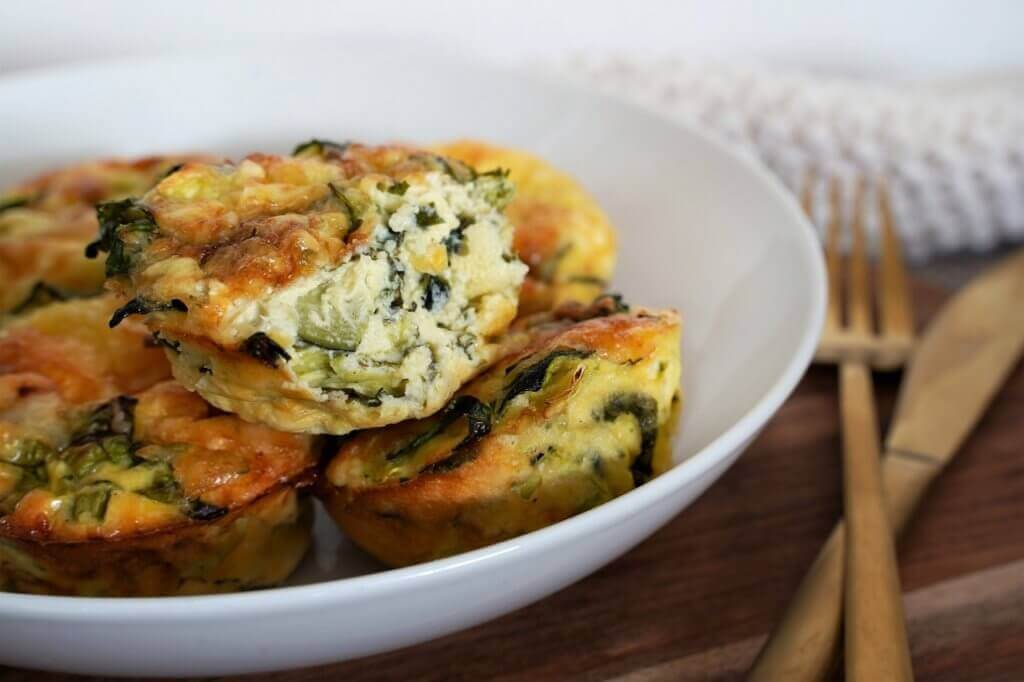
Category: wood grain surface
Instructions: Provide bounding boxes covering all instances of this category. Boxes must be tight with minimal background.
[4,280,1023,682]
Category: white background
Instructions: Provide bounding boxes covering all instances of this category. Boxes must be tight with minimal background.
[2,0,1022,78]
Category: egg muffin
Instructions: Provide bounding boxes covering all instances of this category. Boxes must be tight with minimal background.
[0,155,210,315]
[0,296,318,596]
[433,141,617,315]
[90,143,528,435]
[319,296,681,567]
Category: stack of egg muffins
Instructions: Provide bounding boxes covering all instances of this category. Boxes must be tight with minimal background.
[0,139,681,595]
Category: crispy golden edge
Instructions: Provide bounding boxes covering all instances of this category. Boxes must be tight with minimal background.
[0,298,319,543]
[4,155,213,206]
[325,308,678,494]
[113,146,461,331]
[0,486,314,596]
[1,479,312,548]
[0,155,216,313]
[318,302,681,566]
[0,381,320,543]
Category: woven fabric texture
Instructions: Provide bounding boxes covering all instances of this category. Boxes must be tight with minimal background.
[562,57,1024,260]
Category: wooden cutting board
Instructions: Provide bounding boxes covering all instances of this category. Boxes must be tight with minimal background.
[5,280,1023,682]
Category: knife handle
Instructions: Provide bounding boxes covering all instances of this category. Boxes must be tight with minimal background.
[748,451,940,681]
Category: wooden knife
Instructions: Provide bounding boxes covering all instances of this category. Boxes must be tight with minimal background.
[748,248,1024,681]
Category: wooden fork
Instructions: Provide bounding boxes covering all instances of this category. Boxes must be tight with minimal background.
[814,174,915,681]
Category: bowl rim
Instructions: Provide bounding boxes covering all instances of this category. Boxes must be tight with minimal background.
[0,47,826,619]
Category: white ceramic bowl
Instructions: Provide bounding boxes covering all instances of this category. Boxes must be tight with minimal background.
[0,44,825,677]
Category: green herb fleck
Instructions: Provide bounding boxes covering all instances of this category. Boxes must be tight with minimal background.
[0,196,32,213]
[422,275,449,312]
[498,348,593,413]
[415,204,444,227]
[109,297,187,328]
[293,139,350,157]
[10,282,71,315]
[444,215,472,256]
[187,500,228,521]
[598,392,659,485]
[85,199,159,276]
[241,332,291,368]
[328,182,362,236]
[71,484,114,522]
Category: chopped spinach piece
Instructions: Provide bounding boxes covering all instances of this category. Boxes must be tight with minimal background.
[341,389,383,407]
[69,396,138,445]
[422,275,449,312]
[417,447,478,475]
[385,395,492,462]
[157,163,184,183]
[475,169,514,209]
[108,296,187,328]
[0,397,207,523]
[108,298,151,328]
[150,332,181,354]
[567,275,608,286]
[415,396,494,474]
[86,199,159,276]
[65,436,137,478]
[599,392,659,485]
[2,438,52,468]
[460,398,493,449]
[72,484,114,522]
[0,464,48,515]
[293,139,350,157]
[0,195,31,213]
[241,332,291,368]
[10,282,71,315]
[139,463,183,505]
[444,215,472,256]
[415,204,443,227]
[417,154,477,183]
[379,225,403,245]
[591,293,629,315]
[552,293,631,323]
[498,348,593,413]
[187,500,228,521]
[386,256,405,313]
[388,181,409,196]
[327,182,361,236]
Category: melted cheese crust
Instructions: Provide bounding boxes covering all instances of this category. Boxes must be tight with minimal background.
[105,145,527,434]
[0,486,312,596]
[0,297,317,594]
[434,141,617,315]
[320,298,681,567]
[0,155,212,314]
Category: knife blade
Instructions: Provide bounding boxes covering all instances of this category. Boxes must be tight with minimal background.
[886,248,1024,464]
[749,247,1024,681]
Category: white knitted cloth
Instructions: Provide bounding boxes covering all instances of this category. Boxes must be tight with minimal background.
[561,57,1024,261]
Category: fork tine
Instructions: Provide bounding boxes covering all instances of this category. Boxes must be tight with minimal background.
[846,178,873,335]
[800,169,816,216]
[877,181,914,340]
[821,174,843,333]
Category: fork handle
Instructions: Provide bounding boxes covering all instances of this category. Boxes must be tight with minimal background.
[840,361,914,682]
[748,446,943,681]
